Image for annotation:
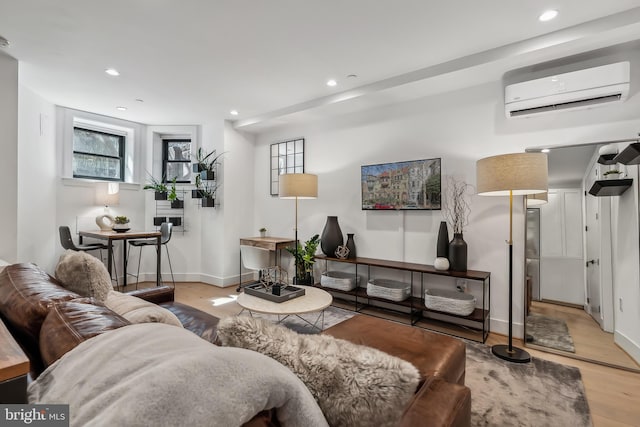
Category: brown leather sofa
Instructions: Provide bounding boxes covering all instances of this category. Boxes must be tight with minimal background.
[0,263,470,426]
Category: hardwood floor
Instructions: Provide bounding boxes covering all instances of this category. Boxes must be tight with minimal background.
[529,301,640,370]
[133,281,640,427]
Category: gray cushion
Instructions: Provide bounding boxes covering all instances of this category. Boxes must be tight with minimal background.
[216,316,420,427]
[55,250,113,302]
[104,290,183,328]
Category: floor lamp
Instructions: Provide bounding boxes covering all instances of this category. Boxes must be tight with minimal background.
[476,152,548,363]
[279,173,318,283]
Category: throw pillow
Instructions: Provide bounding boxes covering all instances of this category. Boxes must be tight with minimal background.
[104,290,183,328]
[55,250,113,302]
[216,316,420,427]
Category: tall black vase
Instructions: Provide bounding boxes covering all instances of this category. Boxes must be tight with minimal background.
[436,221,449,258]
[321,216,343,257]
[449,233,468,272]
[345,233,356,259]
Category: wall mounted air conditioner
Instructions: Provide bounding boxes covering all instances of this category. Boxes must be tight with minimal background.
[505,61,630,118]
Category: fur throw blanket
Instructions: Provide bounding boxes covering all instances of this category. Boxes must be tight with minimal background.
[217,316,421,427]
[29,323,328,427]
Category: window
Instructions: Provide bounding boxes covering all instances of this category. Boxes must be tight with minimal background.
[163,139,191,183]
[73,127,125,181]
[270,138,304,195]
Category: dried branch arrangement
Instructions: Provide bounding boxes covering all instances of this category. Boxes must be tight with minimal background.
[443,176,473,234]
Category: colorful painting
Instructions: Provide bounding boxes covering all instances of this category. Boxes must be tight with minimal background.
[361,158,441,210]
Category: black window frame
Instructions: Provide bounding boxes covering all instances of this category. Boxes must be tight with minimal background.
[162,139,192,183]
[72,126,125,182]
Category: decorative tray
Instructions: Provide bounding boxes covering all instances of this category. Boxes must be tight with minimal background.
[243,283,305,303]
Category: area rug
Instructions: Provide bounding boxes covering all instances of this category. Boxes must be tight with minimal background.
[466,341,591,426]
[526,313,576,353]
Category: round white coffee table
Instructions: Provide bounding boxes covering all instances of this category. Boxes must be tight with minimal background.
[237,285,333,331]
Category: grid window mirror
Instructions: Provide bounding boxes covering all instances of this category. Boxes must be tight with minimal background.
[73,127,125,181]
[270,138,305,195]
[163,139,192,183]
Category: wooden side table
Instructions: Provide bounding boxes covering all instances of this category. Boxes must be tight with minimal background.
[0,320,29,403]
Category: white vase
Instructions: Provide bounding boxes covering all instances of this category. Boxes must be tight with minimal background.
[434,257,450,271]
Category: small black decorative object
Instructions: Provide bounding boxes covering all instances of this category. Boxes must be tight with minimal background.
[345,233,356,259]
[272,284,281,296]
[321,216,343,257]
[449,233,467,272]
[436,221,449,258]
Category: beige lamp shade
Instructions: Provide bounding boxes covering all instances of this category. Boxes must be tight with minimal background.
[279,173,318,199]
[476,153,548,196]
[95,182,120,206]
[526,192,548,206]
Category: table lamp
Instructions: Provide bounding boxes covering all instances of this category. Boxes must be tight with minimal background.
[279,173,318,283]
[476,152,548,363]
[95,182,120,231]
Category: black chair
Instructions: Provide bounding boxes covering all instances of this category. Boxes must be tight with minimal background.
[59,226,106,252]
[128,222,175,288]
[58,226,117,282]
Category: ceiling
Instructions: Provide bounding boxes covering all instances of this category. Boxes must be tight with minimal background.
[1,1,640,131]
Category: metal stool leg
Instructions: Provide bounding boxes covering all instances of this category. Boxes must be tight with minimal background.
[135,246,143,290]
[164,245,175,287]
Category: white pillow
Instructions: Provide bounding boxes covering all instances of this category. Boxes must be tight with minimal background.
[104,290,183,328]
[216,316,420,427]
[55,250,113,302]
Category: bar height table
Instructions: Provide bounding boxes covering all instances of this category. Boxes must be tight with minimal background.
[79,230,162,289]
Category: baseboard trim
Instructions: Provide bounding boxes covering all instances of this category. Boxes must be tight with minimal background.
[490,317,524,339]
[614,330,640,366]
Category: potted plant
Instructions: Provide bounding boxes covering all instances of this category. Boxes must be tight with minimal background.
[603,169,623,180]
[200,150,226,181]
[199,180,219,208]
[153,216,166,226]
[168,216,182,227]
[286,234,320,285]
[259,227,267,238]
[113,216,130,233]
[168,178,184,208]
[193,147,209,173]
[143,173,168,200]
[192,174,204,199]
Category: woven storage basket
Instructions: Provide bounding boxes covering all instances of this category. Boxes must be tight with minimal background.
[366,279,411,302]
[321,271,359,291]
[424,289,476,316]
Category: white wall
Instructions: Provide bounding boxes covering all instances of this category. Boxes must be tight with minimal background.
[222,122,256,285]
[609,148,640,363]
[17,86,57,271]
[252,79,640,338]
[0,52,18,263]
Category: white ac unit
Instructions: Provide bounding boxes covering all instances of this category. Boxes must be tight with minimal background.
[504,61,630,118]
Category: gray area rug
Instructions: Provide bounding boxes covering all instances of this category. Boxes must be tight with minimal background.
[466,341,591,426]
[526,313,576,353]
[270,311,591,426]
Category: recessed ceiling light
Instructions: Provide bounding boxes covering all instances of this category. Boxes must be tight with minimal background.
[135,98,144,103]
[116,106,127,111]
[0,36,9,48]
[230,110,239,116]
[347,74,358,79]
[538,9,558,22]
[541,148,550,153]
[326,79,337,87]
[105,68,120,76]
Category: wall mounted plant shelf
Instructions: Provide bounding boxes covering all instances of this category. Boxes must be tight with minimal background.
[597,153,617,165]
[588,178,633,197]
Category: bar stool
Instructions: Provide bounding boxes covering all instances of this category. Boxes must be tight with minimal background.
[128,222,174,288]
[58,226,118,282]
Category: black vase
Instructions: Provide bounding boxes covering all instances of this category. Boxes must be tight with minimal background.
[449,233,468,272]
[436,221,449,258]
[321,216,343,257]
[345,233,356,259]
